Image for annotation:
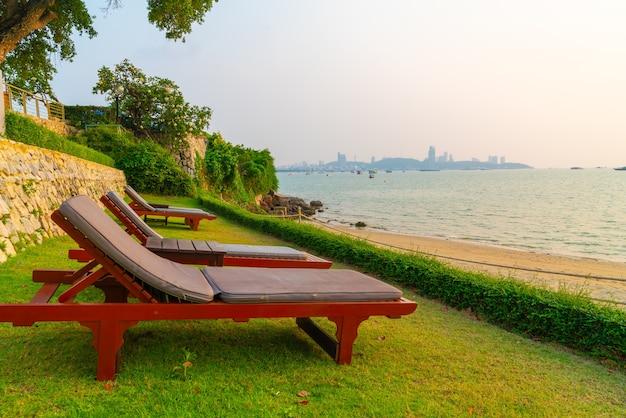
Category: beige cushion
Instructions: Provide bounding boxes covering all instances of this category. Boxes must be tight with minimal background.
[124,185,156,211]
[59,195,214,303]
[202,266,402,304]
[219,244,307,260]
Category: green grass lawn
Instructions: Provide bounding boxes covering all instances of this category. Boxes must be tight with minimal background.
[1,197,625,417]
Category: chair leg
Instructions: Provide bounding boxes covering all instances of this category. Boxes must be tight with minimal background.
[328,316,369,364]
[80,319,139,381]
[297,316,369,364]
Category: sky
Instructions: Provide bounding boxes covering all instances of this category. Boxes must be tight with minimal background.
[50,1,626,168]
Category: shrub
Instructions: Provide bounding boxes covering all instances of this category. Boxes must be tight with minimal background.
[71,125,196,197]
[115,141,196,197]
[201,133,278,203]
[5,112,115,167]
[71,125,134,159]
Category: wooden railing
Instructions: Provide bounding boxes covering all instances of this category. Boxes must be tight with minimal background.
[3,83,65,121]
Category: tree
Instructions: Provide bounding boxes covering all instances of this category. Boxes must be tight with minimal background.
[0,0,95,97]
[237,147,277,195]
[202,132,278,202]
[203,132,240,194]
[92,59,212,151]
[0,1,219,95]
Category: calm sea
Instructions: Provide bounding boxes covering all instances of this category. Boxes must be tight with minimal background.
[277,169,626,263]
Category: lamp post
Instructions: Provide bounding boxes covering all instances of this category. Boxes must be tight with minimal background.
[113,84,124,124]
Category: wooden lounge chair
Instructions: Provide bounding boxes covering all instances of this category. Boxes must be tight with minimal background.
[0,195,417,381]
[123,185,216,230]
[75,191,331,268]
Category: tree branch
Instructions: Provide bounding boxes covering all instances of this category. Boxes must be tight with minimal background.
[0,0,58,61]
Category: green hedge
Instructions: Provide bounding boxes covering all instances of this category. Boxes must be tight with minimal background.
[64,105,112,128]
[4,113,115,167]
[199,193,626,363]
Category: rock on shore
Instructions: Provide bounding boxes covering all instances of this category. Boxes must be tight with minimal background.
[257,190,322,216]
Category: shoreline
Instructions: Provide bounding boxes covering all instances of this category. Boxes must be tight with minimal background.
[315,222,626,307]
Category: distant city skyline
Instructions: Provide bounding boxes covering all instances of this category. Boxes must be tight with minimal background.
[280,146,513,169]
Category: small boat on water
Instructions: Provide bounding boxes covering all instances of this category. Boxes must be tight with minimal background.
[614,167,626,171]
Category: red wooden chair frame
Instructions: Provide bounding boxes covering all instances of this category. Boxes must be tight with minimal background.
[124,186,216,231]
[0,208,416,381]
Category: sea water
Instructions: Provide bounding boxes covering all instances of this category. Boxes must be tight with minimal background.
[277,169,626,263]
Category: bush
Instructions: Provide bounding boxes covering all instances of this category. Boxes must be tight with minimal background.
[71,125,197,197]
[5,112,115,167]
[71,125,134,159]
[199,193,626,364]
[116,141,196,197]
[200,133,278,203]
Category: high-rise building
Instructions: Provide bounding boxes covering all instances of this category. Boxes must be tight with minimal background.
[428,146,436,162]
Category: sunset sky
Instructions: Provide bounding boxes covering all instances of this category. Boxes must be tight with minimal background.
[51,1,626,168]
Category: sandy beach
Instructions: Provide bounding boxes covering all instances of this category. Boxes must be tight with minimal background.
[315,223,626,307]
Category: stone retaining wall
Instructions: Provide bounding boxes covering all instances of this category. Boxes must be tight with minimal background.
[0,138,127,263]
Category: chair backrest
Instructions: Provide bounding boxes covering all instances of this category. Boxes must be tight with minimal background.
[105,191,163,243]
[57,195,214,303]
[124,185,156,211]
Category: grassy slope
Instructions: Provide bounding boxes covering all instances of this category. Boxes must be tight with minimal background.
[0,196,624,417]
